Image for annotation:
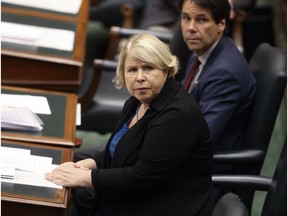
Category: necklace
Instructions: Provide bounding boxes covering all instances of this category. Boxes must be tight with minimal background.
[136,104,141,122]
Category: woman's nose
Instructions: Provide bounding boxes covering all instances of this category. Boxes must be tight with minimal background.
[136,70,145,82]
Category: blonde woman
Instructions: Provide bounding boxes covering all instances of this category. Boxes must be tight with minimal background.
[45,33,213,216]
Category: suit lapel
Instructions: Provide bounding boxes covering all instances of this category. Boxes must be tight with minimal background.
[189,36,228,94]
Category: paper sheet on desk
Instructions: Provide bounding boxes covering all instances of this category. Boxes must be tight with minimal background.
[2,0,82,14]
[0,147,62,189]
[1,165,63,189]
[1,94,51,115]
[1,150,52,174]
[1,22,75,51]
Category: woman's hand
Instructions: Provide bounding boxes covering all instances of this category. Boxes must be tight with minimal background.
[75,158,97,169]
[44,165,93,188]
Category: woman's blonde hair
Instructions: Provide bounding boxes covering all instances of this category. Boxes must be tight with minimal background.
[113,33,179,89]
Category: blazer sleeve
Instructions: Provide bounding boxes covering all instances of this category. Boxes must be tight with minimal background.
[197,68,241,146]
[91,107,202,194]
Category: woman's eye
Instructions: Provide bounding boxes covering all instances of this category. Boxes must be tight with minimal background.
[143,65,153,71]
[127,67,137,73]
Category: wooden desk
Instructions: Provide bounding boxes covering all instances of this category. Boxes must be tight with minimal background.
[1,139,74,216]
[1,86,78,147]
[1,1,90,92]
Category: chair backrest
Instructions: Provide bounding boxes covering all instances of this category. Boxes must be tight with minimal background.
[212,139,287,216]
[89,0,144,28]
[235,43,287,209]
[243,43,286,158]
[234,0,257,10]
[105,26,174,60]
[78,59,130,134]
[262,139,287,216]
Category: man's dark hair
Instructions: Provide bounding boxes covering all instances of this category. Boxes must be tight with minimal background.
[177,0,231,28]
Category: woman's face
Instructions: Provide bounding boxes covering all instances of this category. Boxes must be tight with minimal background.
[124,54,167,105]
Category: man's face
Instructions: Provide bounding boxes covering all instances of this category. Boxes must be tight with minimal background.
[180,0,226,56]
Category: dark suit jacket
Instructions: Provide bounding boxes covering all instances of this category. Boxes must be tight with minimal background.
[91,79,213,216]
[183,36,256,155]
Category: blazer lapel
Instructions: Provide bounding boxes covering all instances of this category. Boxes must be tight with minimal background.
[110,110,154,167]
[110,79,180,167]
[189,36,228,94]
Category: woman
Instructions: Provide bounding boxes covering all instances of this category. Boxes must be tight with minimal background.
[45,33,213,216]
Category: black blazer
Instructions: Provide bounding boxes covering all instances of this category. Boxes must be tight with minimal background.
[91,79,213,216]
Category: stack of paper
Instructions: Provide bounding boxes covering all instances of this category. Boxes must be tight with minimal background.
[1,93,51,132]
[1,107,44,132]
[1,146,62,189]
[1,165,16,179]
[1,147,31,179]
[1,94,51,115]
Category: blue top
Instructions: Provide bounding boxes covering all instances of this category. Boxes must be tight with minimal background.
[109,122,129,157]
[109,104,140,157]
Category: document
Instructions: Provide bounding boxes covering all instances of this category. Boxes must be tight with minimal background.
[1,165,16,180]
[1,146,62,189]
[2,0,82,14]
[1,147,52,173]
[1,94,51,115]
[2,22,75,51]
[1,94,51,131]
[1,167,62,189]
[1,107,44,132]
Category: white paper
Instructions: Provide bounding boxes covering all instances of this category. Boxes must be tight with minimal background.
[1,165,16,179]
[1,22,42,42]
[76,103,81,126]
[1,165,62,189]
[1,147,31,178]
[2,22,75,51]
[1,107,44,132]
[1,94,51,115]
[1,147,62,189]
[0,146,31,155]
[2,0,82,14]
[1,147,52,174]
